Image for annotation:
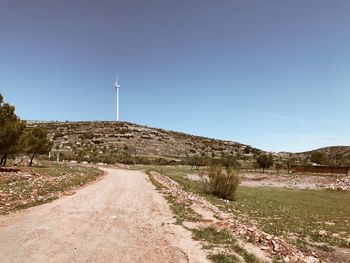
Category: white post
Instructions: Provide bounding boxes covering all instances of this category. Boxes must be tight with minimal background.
[57,152,60,162]
[117,86,120,121]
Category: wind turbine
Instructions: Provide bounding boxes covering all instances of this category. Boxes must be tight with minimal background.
[114,76,121,121]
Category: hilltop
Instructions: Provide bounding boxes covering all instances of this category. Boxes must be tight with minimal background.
[28,121,262,163]
[298,146,350,158]
[294,146,350,165]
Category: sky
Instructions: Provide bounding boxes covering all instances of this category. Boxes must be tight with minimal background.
[1,0,350,152]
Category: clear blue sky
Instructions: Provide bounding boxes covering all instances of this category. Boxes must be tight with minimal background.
[1,0,349,152]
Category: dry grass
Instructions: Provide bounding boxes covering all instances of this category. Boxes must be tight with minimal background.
[0,163,103,214]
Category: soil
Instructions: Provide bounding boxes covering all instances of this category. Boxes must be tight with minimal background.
[0,168,208,263]
[187,172,341,190]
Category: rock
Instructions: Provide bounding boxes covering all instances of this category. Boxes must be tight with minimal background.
[283,256,291,263]
[328,176,350,191]
[318,230,327,237]
[306,256,318,263]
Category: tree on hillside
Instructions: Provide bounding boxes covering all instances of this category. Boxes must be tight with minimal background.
[300,159,312,174]
[23,127,52,166]
[220,156,241,170]
[0,94,25,166]
[124,145,137,158]
[310,152,328,165]
[187,155,208,170]
[256,154,274,173]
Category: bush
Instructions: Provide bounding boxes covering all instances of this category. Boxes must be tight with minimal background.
[206,166,240,201]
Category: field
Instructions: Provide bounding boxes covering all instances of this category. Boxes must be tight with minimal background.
[135,165,350,261]
[0,163,103,214]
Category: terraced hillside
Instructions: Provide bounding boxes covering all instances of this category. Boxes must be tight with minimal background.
[28,121,261,163]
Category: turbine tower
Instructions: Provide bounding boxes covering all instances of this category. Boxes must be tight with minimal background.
[115,77,121,121]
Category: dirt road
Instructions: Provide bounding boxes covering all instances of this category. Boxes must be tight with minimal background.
[0,168,208,263]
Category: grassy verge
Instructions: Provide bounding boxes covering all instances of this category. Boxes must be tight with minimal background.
[147,170,201,224]
[192,227,259,263]
[0,163,103,214]
[140,165,350,250]
[146,168,261,263]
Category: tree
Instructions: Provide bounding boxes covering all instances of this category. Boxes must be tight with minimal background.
[275,162,284,174]
[284,154,296,173]
[124,145,137,157]
[0,94,25,166]
[300,159,312,174]
[310,152,328,165]
[256,154,274,173]
[220,156,241,170]
[23,127,52,166]
[187,155,208,170]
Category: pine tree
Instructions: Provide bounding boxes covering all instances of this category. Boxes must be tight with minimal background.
[0,94,25,166]
[23,127,52,166]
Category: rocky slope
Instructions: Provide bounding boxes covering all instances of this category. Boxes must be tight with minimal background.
[294,146,350,165]
[28,121,261,163]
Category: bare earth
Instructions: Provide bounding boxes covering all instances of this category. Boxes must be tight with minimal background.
[187,172,340,190]
[0,168,208,263]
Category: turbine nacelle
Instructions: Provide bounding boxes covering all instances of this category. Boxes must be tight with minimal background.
[114,76,120,122]
[115,76,121,89]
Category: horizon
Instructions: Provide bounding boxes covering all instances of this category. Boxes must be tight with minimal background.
[1,0,350,152]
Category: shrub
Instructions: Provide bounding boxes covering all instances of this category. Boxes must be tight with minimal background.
[206,166,240,201]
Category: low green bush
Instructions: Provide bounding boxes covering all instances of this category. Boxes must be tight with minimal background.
[207,166,240,201]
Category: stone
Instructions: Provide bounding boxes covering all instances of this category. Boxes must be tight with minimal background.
[318,230,327,237]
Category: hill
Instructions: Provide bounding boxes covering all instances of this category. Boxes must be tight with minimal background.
[28,121,262,164]
[300,146,350,157]
[294,146,350,165]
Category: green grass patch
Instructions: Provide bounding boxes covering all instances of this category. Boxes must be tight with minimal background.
[192,227,259,263]
[140,165,350,249]
[209,253,240,263]
[223,187,350,248]
[192,226,234,244]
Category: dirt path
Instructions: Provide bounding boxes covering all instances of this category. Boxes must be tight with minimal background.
[0,168,208,263]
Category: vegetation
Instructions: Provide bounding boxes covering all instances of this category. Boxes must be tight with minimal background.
[22,127,52,166]
[218,186,350,249]
[256,154,274,173]
[209,253,240,263]
[0,94,25,166]
[192,227,259,263]
[143,165,350,250]
[206,166,240,201]
[284,154,296,173]
[0,94,51,166]
[183,155,241,171]
[146,168,258,262]
[147,171,201,224]
[310,152,329,165]
[0,163,103,214]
